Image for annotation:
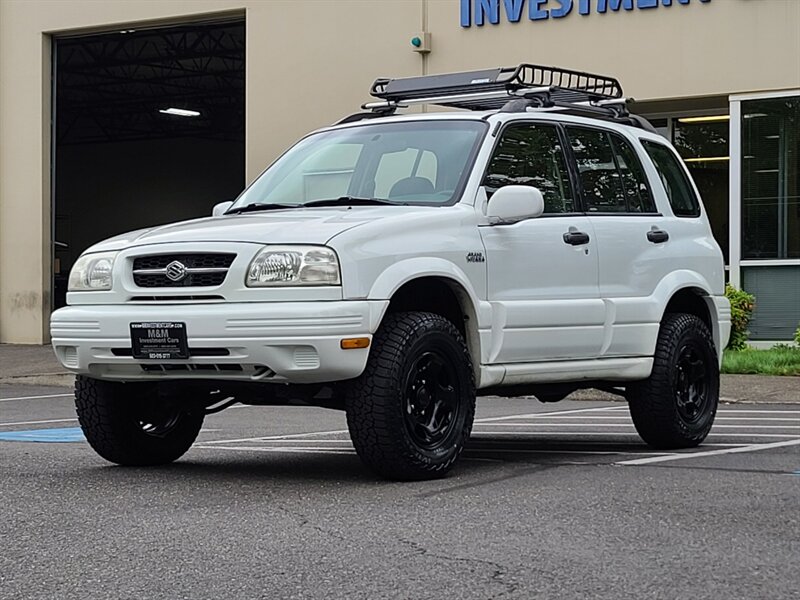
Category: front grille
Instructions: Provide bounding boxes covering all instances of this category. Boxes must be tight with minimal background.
[132,253,235,288]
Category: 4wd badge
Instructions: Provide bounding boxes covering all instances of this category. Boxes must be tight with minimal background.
[466,252,485,263]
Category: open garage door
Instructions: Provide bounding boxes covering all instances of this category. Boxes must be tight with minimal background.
[52,19,245,308]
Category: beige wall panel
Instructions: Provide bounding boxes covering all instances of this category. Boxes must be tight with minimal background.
[427,0,800,101]
[243,1,421,181]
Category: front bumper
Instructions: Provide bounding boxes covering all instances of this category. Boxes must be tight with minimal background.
[50,300,389,383]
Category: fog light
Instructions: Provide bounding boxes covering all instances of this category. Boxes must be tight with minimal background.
[340,338,370,350]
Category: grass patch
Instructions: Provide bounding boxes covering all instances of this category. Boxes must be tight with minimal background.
[722,346,800,376]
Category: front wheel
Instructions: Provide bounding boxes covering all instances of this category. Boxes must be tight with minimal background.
[75,376,205,466]
[627,313,719,449]
[345,312,476,480]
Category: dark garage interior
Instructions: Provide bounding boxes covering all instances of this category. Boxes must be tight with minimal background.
[53,19,245,308]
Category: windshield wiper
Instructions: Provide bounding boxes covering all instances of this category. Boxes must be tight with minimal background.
[300,196,402,208]
[226,202,297,215]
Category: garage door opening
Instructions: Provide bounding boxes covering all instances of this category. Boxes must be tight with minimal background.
[52,19,245,308]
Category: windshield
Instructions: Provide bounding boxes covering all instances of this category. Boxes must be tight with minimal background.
[230,120,488,209]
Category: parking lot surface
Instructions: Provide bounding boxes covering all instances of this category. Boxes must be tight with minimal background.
[1,383,798,599]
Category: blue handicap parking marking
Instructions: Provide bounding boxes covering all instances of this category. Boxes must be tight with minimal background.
[0,427,86,443]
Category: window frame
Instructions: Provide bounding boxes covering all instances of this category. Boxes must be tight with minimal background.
[562,123,660,216]
[481,119,582,217]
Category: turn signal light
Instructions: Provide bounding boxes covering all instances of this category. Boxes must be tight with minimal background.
[340,337,370,350]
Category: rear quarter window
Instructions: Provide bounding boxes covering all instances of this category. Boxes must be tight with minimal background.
[641,139,701,217]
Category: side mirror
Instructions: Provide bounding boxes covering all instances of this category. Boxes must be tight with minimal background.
[212,201,233,217]
[485,185,545,224]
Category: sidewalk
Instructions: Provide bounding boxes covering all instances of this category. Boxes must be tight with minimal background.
[0,344,797,402]
[0,344,73,387]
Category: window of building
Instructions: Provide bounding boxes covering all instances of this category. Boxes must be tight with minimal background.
[483,123,574,213]
[641,140,701,218]
[741,97,800,260]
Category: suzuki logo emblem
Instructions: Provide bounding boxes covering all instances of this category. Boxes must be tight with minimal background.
[165,261,188,282]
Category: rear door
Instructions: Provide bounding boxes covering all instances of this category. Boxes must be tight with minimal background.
[564,125,669,357]
[479,121,605,363]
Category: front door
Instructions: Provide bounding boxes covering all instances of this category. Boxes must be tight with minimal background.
[479,121,605,363]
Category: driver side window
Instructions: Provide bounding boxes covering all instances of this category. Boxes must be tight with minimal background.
[483,122,575,213]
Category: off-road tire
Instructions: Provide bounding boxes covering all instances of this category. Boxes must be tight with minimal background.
[345,311,476,480]
[627,313,719,449]
[75,375,204,466]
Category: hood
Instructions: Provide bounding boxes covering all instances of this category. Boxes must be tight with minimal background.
[86,206,436,252]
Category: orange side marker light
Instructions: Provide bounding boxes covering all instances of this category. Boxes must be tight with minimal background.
[340,337,370,350]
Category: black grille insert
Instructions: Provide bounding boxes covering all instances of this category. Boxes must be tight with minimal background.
[132,253,235,288]
[112,347,230,357]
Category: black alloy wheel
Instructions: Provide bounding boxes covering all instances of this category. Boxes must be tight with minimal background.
[75,376,205,466]
[346,311,476,480]
[674,342,710,425]
[628,312,719,449]
[403,350,462,451]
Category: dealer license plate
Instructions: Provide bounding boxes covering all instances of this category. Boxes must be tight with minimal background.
[130,322,189,360]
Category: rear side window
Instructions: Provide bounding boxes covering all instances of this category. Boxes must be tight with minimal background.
[641,139,701,217]
[566,126,655,213]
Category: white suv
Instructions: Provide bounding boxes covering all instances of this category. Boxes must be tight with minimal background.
[51,64,731,480]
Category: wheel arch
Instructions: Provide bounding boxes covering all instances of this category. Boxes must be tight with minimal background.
[661,284,724,359]
[374,270,483,382]
[663,286,712,330]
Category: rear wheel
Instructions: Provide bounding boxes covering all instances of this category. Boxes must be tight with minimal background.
[627,313,719,449]
[75,375,204,466]
[345,312,475,480]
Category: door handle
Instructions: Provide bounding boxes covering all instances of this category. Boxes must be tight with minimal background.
[563,231,590,245]
[647,229,669,244]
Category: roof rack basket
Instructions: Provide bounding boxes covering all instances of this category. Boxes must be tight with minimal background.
[368,64,624,111]
[350,63,654,132]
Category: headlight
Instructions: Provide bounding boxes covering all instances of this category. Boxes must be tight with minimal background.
[246,245,340,287]
[68,252,118,291]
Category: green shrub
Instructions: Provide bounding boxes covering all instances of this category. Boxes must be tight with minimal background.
[794,324,800,346]
[725,284,755,351]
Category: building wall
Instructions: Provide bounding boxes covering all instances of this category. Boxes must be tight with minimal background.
[1,0,799,342]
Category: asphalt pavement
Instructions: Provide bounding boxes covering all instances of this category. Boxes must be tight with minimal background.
[1,381,798,599]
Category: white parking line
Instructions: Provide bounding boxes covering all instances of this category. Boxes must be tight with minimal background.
[616,438,800,466]
[503,415,800,422]
[472,431,799,438]
[0,393,72,403]
[195,445,357,455]
[718,409,800,414]
[0,418,78,427]
[476,423,638,428]
[475,405,627,423]
[473,423,799,429]
[198,429,350,445]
